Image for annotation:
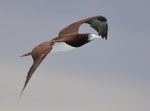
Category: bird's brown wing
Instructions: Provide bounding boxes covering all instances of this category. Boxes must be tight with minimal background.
[58,15,108,39]
[20,41,52,98]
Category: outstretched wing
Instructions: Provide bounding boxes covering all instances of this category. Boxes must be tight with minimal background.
[59,15,108,39]
[20,41,52,99]
[87,17,108,39]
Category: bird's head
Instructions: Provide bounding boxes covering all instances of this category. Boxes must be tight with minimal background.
[87,34,102,42]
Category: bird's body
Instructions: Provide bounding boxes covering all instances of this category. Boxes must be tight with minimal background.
[20,15,108,98]
[51,41,76,52]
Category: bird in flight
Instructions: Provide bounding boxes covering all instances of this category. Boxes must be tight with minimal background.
[20,15,108,98]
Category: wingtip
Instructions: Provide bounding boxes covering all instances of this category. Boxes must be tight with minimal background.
[100,34,107,40]
[18,87,25,102]
[103,37,107,40]
[105,35,107,40]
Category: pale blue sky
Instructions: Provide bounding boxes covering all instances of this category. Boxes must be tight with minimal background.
[0,0,150,111]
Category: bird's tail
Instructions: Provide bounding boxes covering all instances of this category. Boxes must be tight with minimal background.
[20,52,31,57]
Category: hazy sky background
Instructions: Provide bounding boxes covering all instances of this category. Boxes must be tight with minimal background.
[0,0,150,111]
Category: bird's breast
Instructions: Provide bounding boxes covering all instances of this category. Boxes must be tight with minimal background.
[51,42,76,52]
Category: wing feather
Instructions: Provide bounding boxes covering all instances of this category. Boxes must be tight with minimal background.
[88,18,107,39]
[58,15,108,39]
[19,41,52,99]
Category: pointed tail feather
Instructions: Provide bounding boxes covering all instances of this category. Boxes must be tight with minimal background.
[20,52,31,57]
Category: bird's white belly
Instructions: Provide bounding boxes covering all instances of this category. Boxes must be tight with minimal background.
[51,42,76,52]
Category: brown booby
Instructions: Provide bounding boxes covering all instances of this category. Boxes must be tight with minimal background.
[20,15,108,98]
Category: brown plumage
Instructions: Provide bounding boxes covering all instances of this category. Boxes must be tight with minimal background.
[20,15,108,98]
